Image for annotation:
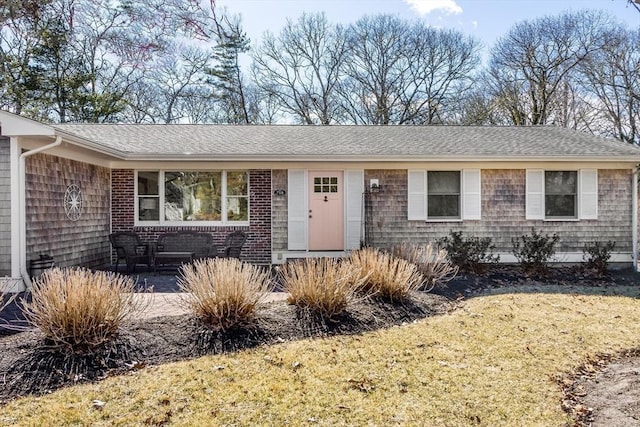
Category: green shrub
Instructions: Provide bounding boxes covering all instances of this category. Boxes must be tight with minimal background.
[582,241,615,275]
[511,228,560,274]
[349,247,424,302]
[437,231,500,273]
[280,257,362,321]
[21,268,145,352]
[178,258,270,331]
[389,243,458,291]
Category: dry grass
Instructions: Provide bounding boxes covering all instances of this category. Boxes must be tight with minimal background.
[4,289,640,426]
[0,286,15,313]
[389,243,458,291]
[178,258,270,330]
[0,282,17,329]
[280,257,363,320]
[21,268,146,352]
[349,247,424,302]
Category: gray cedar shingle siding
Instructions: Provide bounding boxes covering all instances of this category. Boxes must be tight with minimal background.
[365,169,633,254]
[271,170,288,254]
[25,153,111,270]
[270,168,634,256]
[0,138,10,275]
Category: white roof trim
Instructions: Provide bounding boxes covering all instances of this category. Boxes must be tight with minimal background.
[0,111,55,136]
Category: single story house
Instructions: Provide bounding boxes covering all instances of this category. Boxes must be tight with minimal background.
[2,110,640,291]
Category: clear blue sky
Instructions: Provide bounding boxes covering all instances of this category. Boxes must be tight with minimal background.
[218,0,639,57]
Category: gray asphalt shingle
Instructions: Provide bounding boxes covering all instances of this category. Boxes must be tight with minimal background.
[53,124,640,160]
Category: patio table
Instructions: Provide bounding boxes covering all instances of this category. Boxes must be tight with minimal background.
[154,251,195,272]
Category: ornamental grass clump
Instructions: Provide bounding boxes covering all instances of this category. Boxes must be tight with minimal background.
[349,247,424,302]
[21,268,144,353]
[280,257,363,321]
[178,258,270,331]
[389,243,458,291]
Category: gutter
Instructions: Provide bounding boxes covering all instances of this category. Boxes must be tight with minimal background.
[119,154,640,163]
[18,136,62,288]
[634,165,639,271]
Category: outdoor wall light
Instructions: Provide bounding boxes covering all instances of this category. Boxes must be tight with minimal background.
[370,179,380,193]
[274,189,286,196]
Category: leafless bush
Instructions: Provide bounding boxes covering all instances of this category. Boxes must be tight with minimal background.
[349,247,424,302]
[178,258,270,331]
[21,268,146,352]
[389,243,458,291]
[280,257,363,321]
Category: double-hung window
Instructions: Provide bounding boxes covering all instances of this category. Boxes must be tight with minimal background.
[526,169,597,220]
[427,171,461,219]
[545,171,577,218]
[408,169,481,221]
[136,170,249,225]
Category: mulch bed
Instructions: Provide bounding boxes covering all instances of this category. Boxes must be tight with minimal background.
[1,265,639,427]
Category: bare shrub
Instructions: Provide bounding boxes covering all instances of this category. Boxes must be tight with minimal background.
[349,248,424,302]
[178,258,270,331]
[280,257,363,321]
[21,268,145,352]
[389,244,458,291]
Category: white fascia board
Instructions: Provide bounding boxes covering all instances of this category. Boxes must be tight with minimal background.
[52,130,127,159]
[0,111,55,136]
[119,153,640,164]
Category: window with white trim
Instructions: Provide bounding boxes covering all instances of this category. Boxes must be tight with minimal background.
[135,170,249,224]
[545,171,577,218]
[526,169,597,220]
[427,171,460,219]
[408,169,481,221]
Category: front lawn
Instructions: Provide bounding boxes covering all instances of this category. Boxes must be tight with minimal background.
[2,288,640,426]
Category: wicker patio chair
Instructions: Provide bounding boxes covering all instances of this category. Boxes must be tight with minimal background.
[109,232,152,273]
[220,231,248,258]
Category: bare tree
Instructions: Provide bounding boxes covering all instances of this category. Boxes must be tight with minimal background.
[132,44,214,123]
[251,12,347,124]
[338,15,480,125]
[338,15,410,125]
[578,27,639,143]
[401,25,480,124]
[486,10,613,126]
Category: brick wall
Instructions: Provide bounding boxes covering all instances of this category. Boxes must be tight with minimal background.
[364,169,634,254]
[25,153,111,269]
[111,169,272,264]
[112,169,134,231]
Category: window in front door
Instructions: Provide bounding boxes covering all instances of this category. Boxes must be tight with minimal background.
[314,176,338,193]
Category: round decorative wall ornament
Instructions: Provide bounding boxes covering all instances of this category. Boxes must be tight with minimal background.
[63,184,83,221]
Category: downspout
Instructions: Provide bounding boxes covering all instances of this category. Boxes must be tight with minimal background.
[633,165,638,271]
[19,136,63,287]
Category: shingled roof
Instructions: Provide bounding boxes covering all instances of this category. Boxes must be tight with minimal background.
[52,123,640,162]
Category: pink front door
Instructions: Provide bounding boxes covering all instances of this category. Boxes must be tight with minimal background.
[308,171,344,250]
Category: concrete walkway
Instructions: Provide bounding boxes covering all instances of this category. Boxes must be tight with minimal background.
[134,292,289,319]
